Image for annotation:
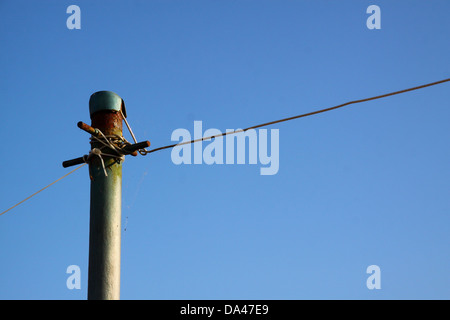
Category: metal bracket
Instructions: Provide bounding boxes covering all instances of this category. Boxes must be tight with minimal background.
[62,121,150,168]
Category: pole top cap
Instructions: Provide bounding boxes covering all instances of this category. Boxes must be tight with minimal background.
[89,91,127,119]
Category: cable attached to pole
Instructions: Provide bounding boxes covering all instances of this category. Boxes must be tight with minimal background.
[0,164,87,216]
[1,78,449,216]
[142,78,450,154]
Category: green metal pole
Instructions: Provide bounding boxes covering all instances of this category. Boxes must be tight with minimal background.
[87,91,125,300]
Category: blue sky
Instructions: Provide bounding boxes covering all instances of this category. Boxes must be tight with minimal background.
[1,0,449,299]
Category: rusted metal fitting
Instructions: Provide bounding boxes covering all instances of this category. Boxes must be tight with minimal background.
[78,121,100,137]
[122,141,151,155]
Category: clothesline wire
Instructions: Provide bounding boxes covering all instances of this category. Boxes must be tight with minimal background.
[1,78,449,216]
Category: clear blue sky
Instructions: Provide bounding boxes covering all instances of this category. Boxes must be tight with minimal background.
[1,0,449,300]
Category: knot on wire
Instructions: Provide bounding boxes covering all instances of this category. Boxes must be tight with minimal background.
[86,130,130,176]
[62,121,151,171]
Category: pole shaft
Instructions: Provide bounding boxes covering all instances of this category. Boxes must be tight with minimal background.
[87,110,123,300]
